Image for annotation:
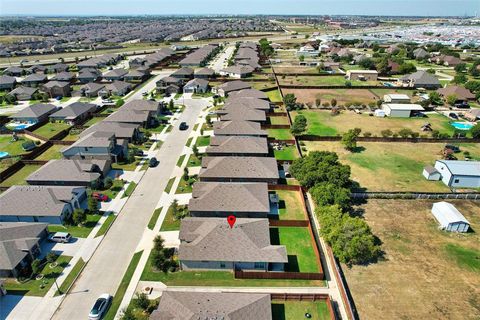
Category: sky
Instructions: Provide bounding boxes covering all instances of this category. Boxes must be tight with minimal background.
[0,0,479,17]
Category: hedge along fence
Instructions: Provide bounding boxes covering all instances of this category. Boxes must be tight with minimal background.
[352,192,480,200]
[298,135,480,143]
[270,293,336,320]
[234,269,324,281]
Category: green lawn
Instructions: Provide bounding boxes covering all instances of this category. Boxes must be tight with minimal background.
[279,75,378,87]
[270,227,320,273]
[176,154,186,167]
[141,252,324,287]
[122,181,137,198]
[93,179,126,200]
[95,213,116,237]
[272,190,307,220]
[270,116,290,125]
[32,122,71,139]
[0,164,42,187]
[147,122,166,133]
[112,160,140,172]
[268,129,294,140]
[160,204,187,231]
[148,207,162,230]
[272,301,331,320]
[83,116,106,127]
[48,214,101,238]
[0,135,34,156]
[186,153,202,167]
[4,255,72,297]
[195,135,211,147]
[175,176,196,194]
[104,251,143,320]
[185,137,193,147]
[193,123,200,131]
[265,89,283,103]
[35,144,64,160]
[164,177,176,194]
[274,145,300,161]
[55,258,86,296]
[445,243,480,272]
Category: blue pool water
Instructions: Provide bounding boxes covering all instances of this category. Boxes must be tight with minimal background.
[451,122,474,131]
[0,151,9,158]
[6,123,33,131]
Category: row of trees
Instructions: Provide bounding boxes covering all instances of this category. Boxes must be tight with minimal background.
[290,151,381,265]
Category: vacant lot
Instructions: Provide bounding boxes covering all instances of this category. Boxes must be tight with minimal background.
[273,66,320,74]
[279,75,378,87]
[283,88,379,105]
[343,200,480,320]
[291,110,454,136]
[304,141,480,192]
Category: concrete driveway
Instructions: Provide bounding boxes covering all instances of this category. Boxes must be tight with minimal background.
[0,295,43,320]
[39,238,86,259]
[52,97,209,320]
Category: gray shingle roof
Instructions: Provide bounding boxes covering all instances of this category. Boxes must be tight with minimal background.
[213,120,267,136]
[120,99,160,112]
[26,159,106,184]
[22,73,47,82]
[105,109,150,124]
[216,80,251,94]
[401,70,440,86]
[103,68,128,78]
[49,102,97,120]
[81,121,139,140]
[43,80,70,88]
[199,157,279,180]
[225,97,270,110]
[179,217,287,263]
[63,131,114,151]
[11,103,58,119]
[9,86,38,97]
[0,185,84,217]
[189,182,270,214]
[218,107,266,122]
[150,291,272,320]
[227,89,268,100]
[206,136,268,155]
[0,75,16,85]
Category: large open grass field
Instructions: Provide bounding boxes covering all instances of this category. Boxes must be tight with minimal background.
[304,141,480,192]
[291,110,454,137]
[283,88,378,105]
[343,200,480,320]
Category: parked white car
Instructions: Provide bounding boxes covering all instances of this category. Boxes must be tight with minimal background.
[48,232,72,243]
[89,293,112,320]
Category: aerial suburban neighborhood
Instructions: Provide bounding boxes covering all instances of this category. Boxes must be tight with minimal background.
[0,3,479,320]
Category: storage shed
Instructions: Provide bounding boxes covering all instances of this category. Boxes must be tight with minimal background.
[423,166,441,180]
[381,103,424,117]
[431,202,470,233]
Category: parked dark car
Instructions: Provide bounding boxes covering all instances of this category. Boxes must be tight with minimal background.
[149,157,159,167]
[445,144,460,153]
[449,113,458,119]
[179,122,188,130]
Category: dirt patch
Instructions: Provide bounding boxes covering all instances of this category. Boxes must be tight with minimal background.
[343,199,480,320]
[282,88,378,105]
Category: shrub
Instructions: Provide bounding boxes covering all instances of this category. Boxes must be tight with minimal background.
[46,252,57,264]
[72,208,86,226]
[31,259,42,276]
[310,183,351,211]
[134,292,150,310]
[103,177,113,190]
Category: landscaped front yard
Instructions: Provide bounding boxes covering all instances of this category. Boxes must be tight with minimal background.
[32,122,71,139]
[195,135,210,147]
[343,200,480,320]
[175,175,196,194]
[4,255,72,296]
[186,154,202,167]
[291,110,454,137]
[160,203,187,231]
[48,214,101,238]
[270,227,321,273]
[304,141,480,192]
[272,300,331,320]
[0,164,42,187]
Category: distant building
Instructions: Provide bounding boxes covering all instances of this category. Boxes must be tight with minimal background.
[383,94,410,104]
[381,103,424,117]
[345,70,378,81]
[431,202,470,233]
[434,160,480,188]
[399,71,441,89]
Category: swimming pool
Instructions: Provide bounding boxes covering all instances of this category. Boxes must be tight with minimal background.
[0,151,9,158]
[6,122,33,131]
[451,122,474,131]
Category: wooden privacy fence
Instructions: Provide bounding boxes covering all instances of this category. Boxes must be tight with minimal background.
[352,192,480,200]
[299,135,480,143]
[269,219,309,227]
[51,140,74,145]
[271,293,336,320]
[235,270,324,280]
[22,160,48,165]
[0,161,24,181]
[279,84,401,90]
[262,124,290,129]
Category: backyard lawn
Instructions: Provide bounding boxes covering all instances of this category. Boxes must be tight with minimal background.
[265,89,283,103]
[272,190,307,220]
[270,227,321,273]
[343,200,480,320]
[304,141,480,192]
[0,164,42,187]
[48,214,101,238]
[269,116,290,125]
[4,255,72,296]
[83,116,106,127]
[291,110,454,137]
[0,135,35,156]
[32,122,71,139]
[271,300,331,320]
[274,145,300,161]
[34,144,64,160]
[251,81,277,91]
[268,129,294,140]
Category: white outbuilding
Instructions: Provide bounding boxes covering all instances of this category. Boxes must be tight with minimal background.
[381,103,425,117]
[383,94,411,104]
[431,202,470,233]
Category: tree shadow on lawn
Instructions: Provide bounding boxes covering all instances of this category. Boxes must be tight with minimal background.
[271,303,286,320]
[350,146,366,153]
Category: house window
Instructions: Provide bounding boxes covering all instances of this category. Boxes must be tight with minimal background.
[220,262,226,268]
[254,262,265,269]
[454,179,459,183]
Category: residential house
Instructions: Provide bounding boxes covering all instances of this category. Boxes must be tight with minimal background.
[4,66,24,77]
[62,132,127,163]
[10,103,58,124]
[219,65,254,78]
[123,69,148,82]
[155,76,183,94]
[465,109,480,122]
[434,160,480,188]
[194,67,215,79]
[413,48,429,59]
[49,63,69,73]
[103,68,128,81]
[183,78,209,94]
[189,182,270,218]
[437,86,476,104]
[8,86,38,100]
[0,75,17,90]
[0,222,48,277]
[49,102,97,125]
[105,109,152,128]
[80,121,140,142]
[171,67,194,79]
[178,218,287,271]
[399,70,441,89]
[179,45,218,67]
[26,159,110,187]
[228,89,268,101]
[346,70,378,81]
[99,81,132,97]
[217,107,267,122]
[434,55,462,67]
[121,99,162,116]
[150,292,272,320]
[206,136,269,157]
[0,185,86,224]
[199,156,279,184]
[42,81,71,98]
[212,80,251,97]
[223,97,271,111]
[21,73,47,87]
[77,69,100,83]
[80,83,105,98]
[52,72,75,83]
[296,43,320,57]
[213,120,267,137]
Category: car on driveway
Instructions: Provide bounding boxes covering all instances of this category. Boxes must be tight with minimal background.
[92,192,109,202]
[88,293,112,320]
[48,232,72,243]
[179,122,188,130]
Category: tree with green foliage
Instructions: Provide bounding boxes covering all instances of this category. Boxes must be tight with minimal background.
[192,144,199,157]
[290,115,307,136]
[465,80,480,94]
[299,55,305,62]
[103,177,113,190]
[169,99,174,110]
[88,195,99,213]
[115,99,124,107]
[428,91,443,105]
[72,209,86,226]
[341,128,361,151]
[454,63,466,73]
[31,259,42,276]
[46,252,57,264]
[183,167,189,181]
[5,94,17,105]
[452,74,467,84]
[135,292,150,310]
[398,62,416,74]
[310,183,351,211]
[470,125,480,139]
[120,307,136,320]
[359,58,375,70]
[398,128,415,138]
[446,95,457,106]
[283,93,297,111]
